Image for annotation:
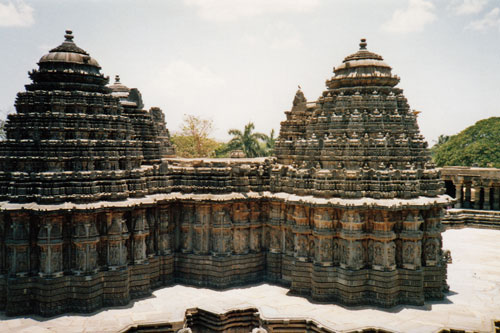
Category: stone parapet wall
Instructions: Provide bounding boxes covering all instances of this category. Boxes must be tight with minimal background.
[443,209,500,230]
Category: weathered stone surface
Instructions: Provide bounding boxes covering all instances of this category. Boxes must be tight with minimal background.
[0,34,451,316]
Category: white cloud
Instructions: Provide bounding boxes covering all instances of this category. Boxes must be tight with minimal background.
[269,22,302,49]
[142,60,226,134]
[382,0,436,34]
[184,0,320,22]
[466,7,500,30]
[0,0,34,27]
[449,0,489,15]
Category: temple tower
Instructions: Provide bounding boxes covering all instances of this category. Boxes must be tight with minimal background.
[272,39,451,305]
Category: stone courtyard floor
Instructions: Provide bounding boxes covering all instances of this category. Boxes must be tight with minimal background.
[1,228,499,333]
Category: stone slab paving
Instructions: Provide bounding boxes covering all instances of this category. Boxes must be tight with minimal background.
[1,228,499,333]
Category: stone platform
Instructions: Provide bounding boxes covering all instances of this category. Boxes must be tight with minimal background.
[0,227,498,333]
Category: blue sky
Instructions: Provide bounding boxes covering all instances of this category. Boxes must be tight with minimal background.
[1,0,499,144]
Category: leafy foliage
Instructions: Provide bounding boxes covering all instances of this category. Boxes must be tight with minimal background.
[432,117,500,168]
[225,122,268,157]
[171,115,223,158]
[262,128,276,156]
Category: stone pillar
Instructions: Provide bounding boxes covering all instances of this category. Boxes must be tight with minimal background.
[37,216,63,277]
[464,183,471,208]
[473,184,481,210]
[493,187,500,211]
[455,183,463,208]
[484,187,491,210]
[72,213,99,275]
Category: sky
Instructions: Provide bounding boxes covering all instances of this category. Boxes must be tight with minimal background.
[0,0,499,145]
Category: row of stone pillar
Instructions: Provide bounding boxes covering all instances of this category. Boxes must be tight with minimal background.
[266,211,441,271]
[455,183,500,210]
[1,207,172,277]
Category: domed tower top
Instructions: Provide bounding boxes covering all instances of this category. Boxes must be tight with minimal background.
[108,75,144,109]
[26,30,109,93]
[274,38,443,200]
[327,39,400,89]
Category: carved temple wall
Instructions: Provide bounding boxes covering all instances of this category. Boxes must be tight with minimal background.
[0,186,448,316]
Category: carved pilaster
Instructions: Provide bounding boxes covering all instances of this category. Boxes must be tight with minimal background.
[233,227,249,254]
[193,204,210,254]
[180,204,194,253]
[107,212,129,269]
[38,215,63,277]
[372,241,396,271]
[6,213,30,277]
[340,239,364,270]
[157,206,171,255]
[400,210,423,270]
[402,240,421,269]
[249,225,262,253]
[72,213,99,275]
[423,237,440,266]
[294,232,308,259]
[211,204,232,256]
[132,209,149,264]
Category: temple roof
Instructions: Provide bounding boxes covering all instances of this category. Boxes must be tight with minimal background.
[108,75,144,108]
[328,39,400,89]
[39,30,101,68]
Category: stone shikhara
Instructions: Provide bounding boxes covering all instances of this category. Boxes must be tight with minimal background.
[0,33,452,316]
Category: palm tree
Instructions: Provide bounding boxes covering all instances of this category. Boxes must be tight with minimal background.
[263,129,276,156]
[226,122,268,157]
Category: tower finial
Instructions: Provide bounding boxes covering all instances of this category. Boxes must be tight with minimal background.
[360,38,367,50]
[64,30,74,42]
[115,75,120,83]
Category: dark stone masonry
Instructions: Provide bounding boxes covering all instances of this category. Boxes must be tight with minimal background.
[0,32,452,316]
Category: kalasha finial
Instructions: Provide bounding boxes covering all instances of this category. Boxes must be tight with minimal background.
[360,38,367,50]
[64,30,74,42]
[115,75,120,83]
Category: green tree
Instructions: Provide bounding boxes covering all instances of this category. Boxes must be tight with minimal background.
[432,117,500,168]
[171,115,222,158]
[226,122,268,157]
[262,128,276,156]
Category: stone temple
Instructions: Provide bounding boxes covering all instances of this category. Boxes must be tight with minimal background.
[0,32,452,316]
